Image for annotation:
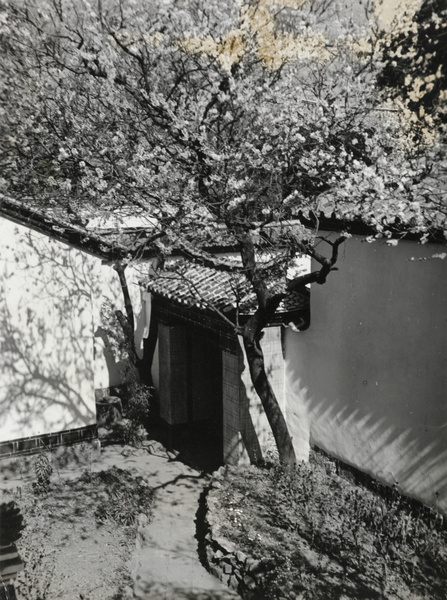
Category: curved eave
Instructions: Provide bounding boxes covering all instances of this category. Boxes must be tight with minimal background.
[297,210,447,243]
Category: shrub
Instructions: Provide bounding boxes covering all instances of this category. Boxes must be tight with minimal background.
[32,452,53,495]
[117,419,147,447]
[215,457,447,599]
[113,382,153,446]
[125,382,151,426]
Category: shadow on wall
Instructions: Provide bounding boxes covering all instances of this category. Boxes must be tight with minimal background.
[223,337,281,467]
[94,313,138,387]
[287,370,447,515]
[93,264,150,391]
[284,236,447,514]
[0,226,99,442]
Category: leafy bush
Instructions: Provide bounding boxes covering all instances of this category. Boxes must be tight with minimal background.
[117,419,148,447]
[125,382,151,426]
[32,452,53,495]
[113,382,152,446]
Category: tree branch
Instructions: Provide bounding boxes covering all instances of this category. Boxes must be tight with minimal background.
[113,262,135,333]
[288,235,347,290]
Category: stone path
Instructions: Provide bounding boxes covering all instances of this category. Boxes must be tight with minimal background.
[96,444,241,599]
[0,442,240,600]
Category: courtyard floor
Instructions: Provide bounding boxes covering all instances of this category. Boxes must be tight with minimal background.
[0,442,240,600]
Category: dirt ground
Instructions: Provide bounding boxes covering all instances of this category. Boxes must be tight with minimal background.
[0,440,238,600]
[0,444,143,600]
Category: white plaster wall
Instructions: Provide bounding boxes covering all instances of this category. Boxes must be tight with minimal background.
[0,217,157,444]
[0,218,100,441]
[285,235,447,513]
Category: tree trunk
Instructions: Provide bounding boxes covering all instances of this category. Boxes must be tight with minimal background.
[242,333,297,471]
[113,262,135,333]
[142,310,158,387]
[113,262,143,378]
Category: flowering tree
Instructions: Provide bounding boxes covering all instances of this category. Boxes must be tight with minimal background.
[379,0,446,139]
[377,0,447,226]
[1,0,445,467]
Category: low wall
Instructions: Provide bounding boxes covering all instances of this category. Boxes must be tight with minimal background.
[203,466,274,599]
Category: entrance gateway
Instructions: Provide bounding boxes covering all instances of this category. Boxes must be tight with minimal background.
[146,261,310,468]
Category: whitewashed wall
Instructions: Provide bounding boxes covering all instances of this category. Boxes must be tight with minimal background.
[0,218,101,442]
[0,217,153,444]
[285,234,447,514]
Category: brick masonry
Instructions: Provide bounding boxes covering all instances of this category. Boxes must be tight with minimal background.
[0,425,97,458]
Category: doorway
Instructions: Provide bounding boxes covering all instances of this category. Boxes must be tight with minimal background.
[187,328,223,467]
[156,321,224,471]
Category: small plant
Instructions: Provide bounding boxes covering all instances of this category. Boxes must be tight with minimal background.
[32,452,53,495]
[125,382,151,425]
[94,467,154,527]
[117,419,147,447]
[95,487,139,526]
[116,382,152,447]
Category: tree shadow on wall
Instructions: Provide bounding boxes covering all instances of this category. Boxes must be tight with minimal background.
[222,347,273,468]
[0,229,101,441]
[286,360,447,514]
[94,321,137,389]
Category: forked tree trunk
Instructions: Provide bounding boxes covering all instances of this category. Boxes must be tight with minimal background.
[242,333,297,471]
[237,234,347,469]
[114,262,143,378]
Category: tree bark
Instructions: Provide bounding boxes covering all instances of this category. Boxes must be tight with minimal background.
[237,236,347,470]
[242,332,297,471]
[113,262,143,378]
[113,262,135,333]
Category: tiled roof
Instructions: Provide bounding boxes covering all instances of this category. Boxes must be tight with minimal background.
[0,195,158,260]
[146,261,309,316]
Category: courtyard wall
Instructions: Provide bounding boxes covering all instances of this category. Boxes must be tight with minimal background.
[285,234,447,514]
[0,216,153,449]
[0,217,99,444]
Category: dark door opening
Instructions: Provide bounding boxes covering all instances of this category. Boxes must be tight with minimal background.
[151,322,224,473]
[186,328,223,470]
